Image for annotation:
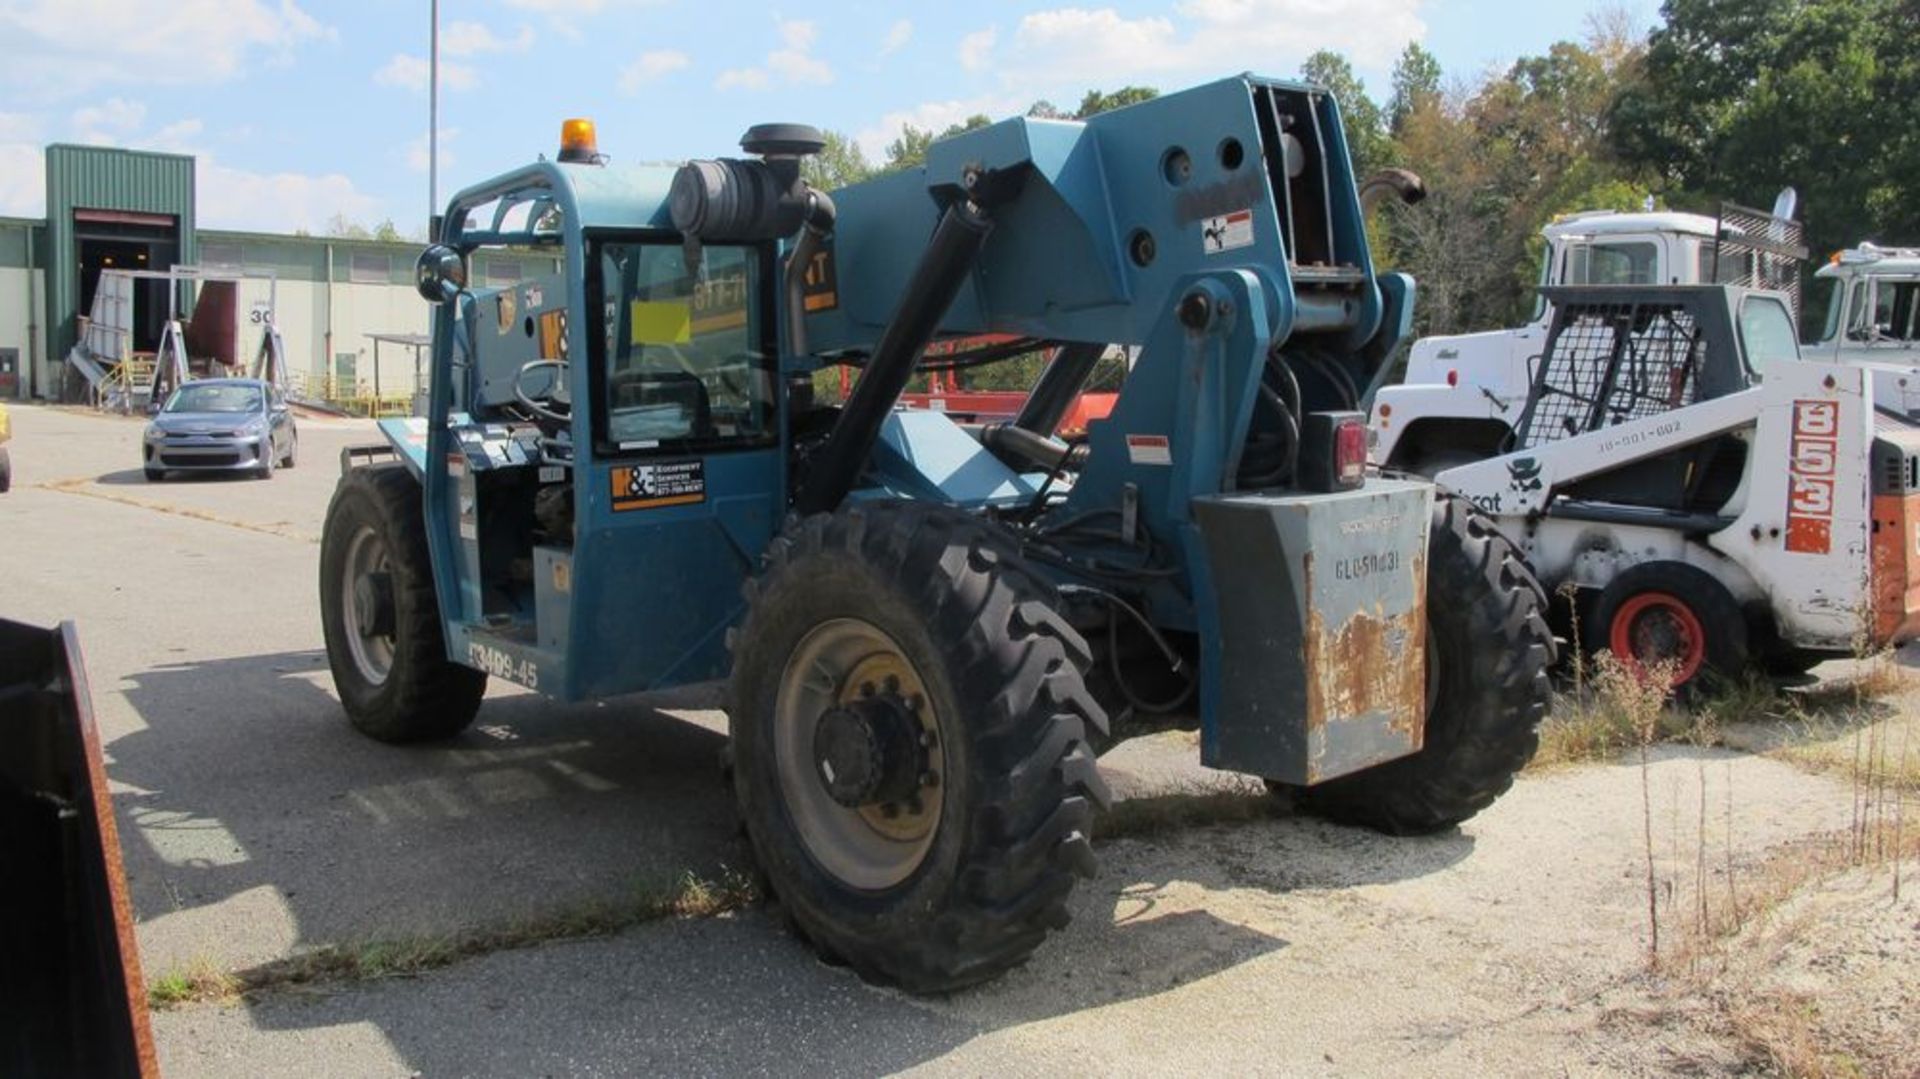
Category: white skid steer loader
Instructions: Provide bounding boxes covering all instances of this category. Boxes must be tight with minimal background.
[1386,284,1920,689]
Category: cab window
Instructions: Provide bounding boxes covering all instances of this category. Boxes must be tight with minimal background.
[593,241,772,449]
[1738,295,1799,373]
[1871,280,1920,341]
[1846,280,1872,339]
[1567,241,1659,285]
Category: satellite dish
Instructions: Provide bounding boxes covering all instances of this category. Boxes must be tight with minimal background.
[1772,186,1799,222]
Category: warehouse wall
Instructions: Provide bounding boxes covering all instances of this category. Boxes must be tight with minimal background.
[0,219,47,398]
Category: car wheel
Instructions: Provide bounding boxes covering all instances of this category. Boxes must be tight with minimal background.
[144,465,164,482]
[255,437,276,480]
[283,432,298,469]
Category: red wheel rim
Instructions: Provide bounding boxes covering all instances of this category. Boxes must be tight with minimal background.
[1609,591,1706,686]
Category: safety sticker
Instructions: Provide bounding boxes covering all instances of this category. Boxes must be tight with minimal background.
[1127,433,1172,465]
[610,459,706,511]
[1202,209,1255,254]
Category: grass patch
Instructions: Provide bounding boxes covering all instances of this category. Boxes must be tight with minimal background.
[147,867,756,1010]
[146,959,241,1009]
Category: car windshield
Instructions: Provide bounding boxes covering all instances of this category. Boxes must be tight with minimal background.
[165,384,262,413]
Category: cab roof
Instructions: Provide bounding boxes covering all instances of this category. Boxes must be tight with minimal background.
[1541,210,1719,241]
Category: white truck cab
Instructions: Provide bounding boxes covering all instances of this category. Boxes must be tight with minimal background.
[1806,246,1920,415]
[1378,195,1805,469]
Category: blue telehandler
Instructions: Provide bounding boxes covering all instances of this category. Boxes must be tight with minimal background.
[318,77,1553,992]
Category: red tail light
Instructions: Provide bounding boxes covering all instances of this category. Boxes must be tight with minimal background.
[1335,418,1366,488]
[1296,411,1368,492]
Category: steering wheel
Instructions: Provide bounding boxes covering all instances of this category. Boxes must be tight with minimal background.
[513,359,572,429]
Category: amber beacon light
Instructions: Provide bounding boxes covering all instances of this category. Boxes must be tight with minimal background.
[558,118,601,163]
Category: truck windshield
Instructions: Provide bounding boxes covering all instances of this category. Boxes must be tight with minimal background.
[593,241,772,448]
[1567,241,1659,285]
[1738,296,1799,373]
[165,384,262,413]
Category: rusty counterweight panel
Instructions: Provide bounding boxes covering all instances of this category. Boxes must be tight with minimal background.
[1194,480,1432,785]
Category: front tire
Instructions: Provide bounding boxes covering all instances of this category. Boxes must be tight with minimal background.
[1291,495,1552,835]
[728,502,1110,993]
[1590,561,1748,694]
[319,464,485,742]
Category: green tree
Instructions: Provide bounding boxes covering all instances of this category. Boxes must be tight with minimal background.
[1388,42,1443,135]
[1074,86,1158,118]
[801,130,876,191]
[882,114,991,172]
[1300,49,1389,174]
[1611,0,1903,326]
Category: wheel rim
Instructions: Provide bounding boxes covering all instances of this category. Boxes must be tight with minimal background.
[774,618,946,891]
[341,524,396,686]
[1610,591,1706,686]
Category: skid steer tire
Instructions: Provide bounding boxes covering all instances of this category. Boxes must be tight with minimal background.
[727,501,1111,993]
[1590,561,1748,696]
[1289,495,1552,835]
[319,463,486,743]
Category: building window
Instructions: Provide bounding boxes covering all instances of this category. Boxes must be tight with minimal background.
[485,259,523,286]
[349,253,391,284]
[200,243,243,271]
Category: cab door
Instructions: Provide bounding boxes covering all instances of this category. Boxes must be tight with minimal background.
[567,237,785,697]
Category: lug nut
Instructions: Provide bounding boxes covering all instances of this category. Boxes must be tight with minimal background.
[919,771,939,788]
[860,681,876,698]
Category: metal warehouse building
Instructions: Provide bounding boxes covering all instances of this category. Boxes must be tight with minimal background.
[0,144,533,404]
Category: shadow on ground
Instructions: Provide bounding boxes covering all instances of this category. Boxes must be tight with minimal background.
[123,650,1475,1074]
[113,650,743,964]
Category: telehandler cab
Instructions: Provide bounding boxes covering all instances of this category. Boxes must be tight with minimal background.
[320,77,1553,992]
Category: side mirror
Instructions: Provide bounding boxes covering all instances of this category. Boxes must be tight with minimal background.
[415,244,468,304]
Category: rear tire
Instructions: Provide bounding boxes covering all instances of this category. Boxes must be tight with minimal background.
[0,447,11,493]
[728,501,1110,993]
[1589,561,1747,695]
[320,464,486,742]
[1290,495,1552,835]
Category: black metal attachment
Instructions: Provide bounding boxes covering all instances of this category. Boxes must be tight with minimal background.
[794,197,996,514]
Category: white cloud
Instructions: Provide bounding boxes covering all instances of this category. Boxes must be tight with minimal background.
[151,119,205,149]
[618,50,690,94]
[958,26,997,72]
[441,21,535,57]
[0,0,332,98]
[71,97,146,134]
[405,127,458,174]
[880,19,912,57]
[0,143,45,218]
[196,156,381,234]
[853,94,1019,162]
[717,17,833,90]
[374,53,479,93]
[716,67,771,91]
[1006,0,1425,81]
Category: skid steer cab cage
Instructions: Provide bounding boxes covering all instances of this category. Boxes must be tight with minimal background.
[374,74,1437,784]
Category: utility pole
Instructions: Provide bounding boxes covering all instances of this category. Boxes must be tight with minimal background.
[429,0,439,237]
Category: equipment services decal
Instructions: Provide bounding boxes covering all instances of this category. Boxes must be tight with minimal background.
[610,460,706,512]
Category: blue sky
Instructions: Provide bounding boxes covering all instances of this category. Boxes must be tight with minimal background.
[0,0,1644,235]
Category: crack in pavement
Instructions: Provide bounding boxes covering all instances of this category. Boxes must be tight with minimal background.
[36,477,319,543]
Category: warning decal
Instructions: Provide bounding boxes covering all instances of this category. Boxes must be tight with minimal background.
[1202,209,1255,254]
[610,460,706,511]
[1127,433,1172,465]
